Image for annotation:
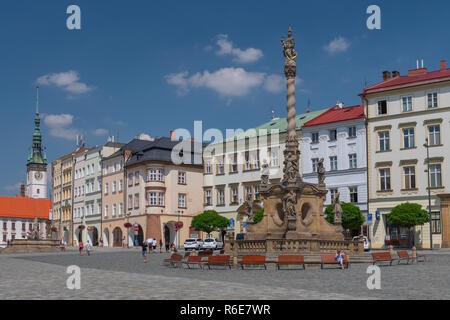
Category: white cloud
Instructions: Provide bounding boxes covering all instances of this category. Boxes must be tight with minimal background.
[166,69,305,97]
[4,182,22,192]
[166,68,265,97]
[324,37,350,54]
[93,128,108,136]
[42,114,80,141]
[215,34,263,64]
[37,70,95,94]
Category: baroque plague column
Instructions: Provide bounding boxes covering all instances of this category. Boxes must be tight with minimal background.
[244,28,345,243]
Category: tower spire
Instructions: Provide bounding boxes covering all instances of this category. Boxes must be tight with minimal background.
[27,86,46,166]
[36,85,39,114]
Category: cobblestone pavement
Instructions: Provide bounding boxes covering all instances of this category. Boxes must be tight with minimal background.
[1,248,449,300]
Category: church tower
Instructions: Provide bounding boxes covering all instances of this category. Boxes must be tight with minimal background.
[26,85,48,199]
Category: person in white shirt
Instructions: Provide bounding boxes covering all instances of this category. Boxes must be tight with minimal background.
[152,238,157,251]
[86,241,92,256]
[147,238,153,252]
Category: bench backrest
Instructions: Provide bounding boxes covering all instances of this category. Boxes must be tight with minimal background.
[208,255,230,263]
[184,252,191,258]
[371,252,392,260]
[396,250,410,259]
[241,255,266,264]
[187,256,202,263]
[171,254,183,262]
[278,255,304,264]
[321,254,348,263]
[199,251,213,257]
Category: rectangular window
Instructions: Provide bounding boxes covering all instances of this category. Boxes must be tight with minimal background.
[231,186,238,203]
[430,164,442,188]
[158,169,164,182]
[329,129,337,141]
[113,204,117,217]
[271,150,279,167]
[348,126,357,138]
[402,96,413,112]
[403,166,416,189]
[427,92,438,109]
[245,186,252,201]
[403,128,415,149]
[98,203,101,215]
[134,194,139,208]
[205,162,211,174]
[128,195,132,209]
[105,205,109,217]
[149,192,157,206]
[119,179,123,192]
[245,153,251,170]
[104,183,109,195]
[119,160,123,170]
[178,193,187,208]
[378,100,387,115]
[205,189,211,205]
[254,185,260,200]
[231,155,238,173]
[349,187,358,203]
[148,169,157,181]
[178,172,186,184]
[428,125,441,146]
[112,181,117,193]
[380,168,391,191]
[159,193,165,206]
[349,154,357,169]
[311,132,319,144]
[312,158,319,172]
[378,131,390,151]
[217,189,224,206]
[432,212,441,234]
[119,203,123,215]
[253,152,260,169]
[135,172,139,185]
[104,165,108,175]
[329,188,338,202]
[330,156,338,171]
[128,173,133,186]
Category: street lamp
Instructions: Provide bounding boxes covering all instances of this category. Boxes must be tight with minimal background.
[423,138,433,250]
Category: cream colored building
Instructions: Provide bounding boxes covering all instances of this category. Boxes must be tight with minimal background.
[361,62,450,249]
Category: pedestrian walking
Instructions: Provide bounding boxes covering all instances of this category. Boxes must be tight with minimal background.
[122,236,126,248]
[79,241,84,256]
[86,241,92,256]
[152,238,157,252]
[165,239,170,252]
[159,239,163,253]
[141,241,148,263]
[148,237,153,253]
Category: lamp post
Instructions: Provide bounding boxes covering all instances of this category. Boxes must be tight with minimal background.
[423,138,433,250]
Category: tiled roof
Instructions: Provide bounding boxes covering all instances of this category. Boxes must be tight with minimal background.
[302,105,364,127]
[0,196,51,219]
[362,68,450,94]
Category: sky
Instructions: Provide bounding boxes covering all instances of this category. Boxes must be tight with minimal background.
[1,0,450,196]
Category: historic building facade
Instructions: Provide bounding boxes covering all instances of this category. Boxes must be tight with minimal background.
[301,104,368,236]
[203,109,327,240]
[361,61,450,248]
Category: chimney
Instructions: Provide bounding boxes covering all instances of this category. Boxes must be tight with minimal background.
[392,71,400,77]
[441,60,446,70]
[382,71,391,81]
[170,130,176,140]
[20,183,25,197]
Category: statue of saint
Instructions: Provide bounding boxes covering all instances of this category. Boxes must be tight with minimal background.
[317,158,325,185]
[261,160,270,186]
[281,27,298,62]
[245,194,255,223]
[283,191,297,218]
[332,192,343,224]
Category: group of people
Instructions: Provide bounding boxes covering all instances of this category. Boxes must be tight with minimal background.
[140,238,176,263]
[78,240,92,256]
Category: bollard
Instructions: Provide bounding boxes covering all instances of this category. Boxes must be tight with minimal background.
[412,246,417,263]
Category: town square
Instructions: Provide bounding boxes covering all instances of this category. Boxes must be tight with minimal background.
[1,1,450,305]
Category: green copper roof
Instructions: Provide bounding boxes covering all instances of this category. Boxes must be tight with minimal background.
[27,86,46,166]
[218,108,328,143]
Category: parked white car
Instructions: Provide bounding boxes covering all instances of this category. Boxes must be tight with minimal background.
[202,238,224,250]
[353,236,371,251]
[183,238,203,250]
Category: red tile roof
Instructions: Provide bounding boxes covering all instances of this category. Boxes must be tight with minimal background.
[0,196,51,219]
[302,105,364,127]
[362,68,450,94]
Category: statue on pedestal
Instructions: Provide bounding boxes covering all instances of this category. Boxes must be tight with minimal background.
[261,160,270,187]
[317,158,326,185]
[245,194,255,224]
[332,192,343,224]
[27,217,41,240]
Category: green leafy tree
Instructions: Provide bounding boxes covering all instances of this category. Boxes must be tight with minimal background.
[191,210,229,237]
[253,208,264,224]
[325,202,365,231]
[386,203,429,246]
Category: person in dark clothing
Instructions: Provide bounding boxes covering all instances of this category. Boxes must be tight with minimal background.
[159,239,163,253]
[141,241,148,263]
[165,240,170,252]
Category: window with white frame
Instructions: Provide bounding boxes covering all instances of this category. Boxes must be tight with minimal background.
[245,153,251,170]
[205,162,211,174]
[231,155,238,172]
[128,173,133,186]
[245,185,252,200]
[312,158,319,172]
[159,193,165,206]
[403,166,416,189]
[104,183,109,195]
[329,129,337,141]
[253,152,260,169]
[178,171,186,184]
[98,203,101,215]
[378,131,390,151]
[428,125,441,146]
[178,193,187,208]
[128,195,132,209]
[158,169,164,181]
[330,156,337,171]
[349,187,358,203]
[430,164,442,188]
[378,100,387,115]
[349,154,357,169]
[348,126,357,138]
[427,92,438,109]
[329,188,338,202]
[112,204,117,216]
[134,194,139,208]
[271,149,279,167]
[112,181,116,193]
[311,132,319,144]
[135,172,139,185]
[112,162,116,173]
[119,179,123,192]
[104,205,108,217]
[217,158,224,174]
[231,186,238,203]
[402,96,413,112]
[254,185,260,200]
[379,168,391,191]
[217,189,224,206]
[403,128,415,149]
[205,189,211,205]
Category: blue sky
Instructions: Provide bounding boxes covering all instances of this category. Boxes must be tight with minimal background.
[1,0,450,195]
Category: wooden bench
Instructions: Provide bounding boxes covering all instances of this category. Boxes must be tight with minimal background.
[239,255,266,270]
[183,256,203,269]
[163,253,183,267]
[397,250,426,264]
[371,252,396,266]
[277,255,305,270]
[321,254,349,269]
[198,250,213,257]
[206,255,232,269]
